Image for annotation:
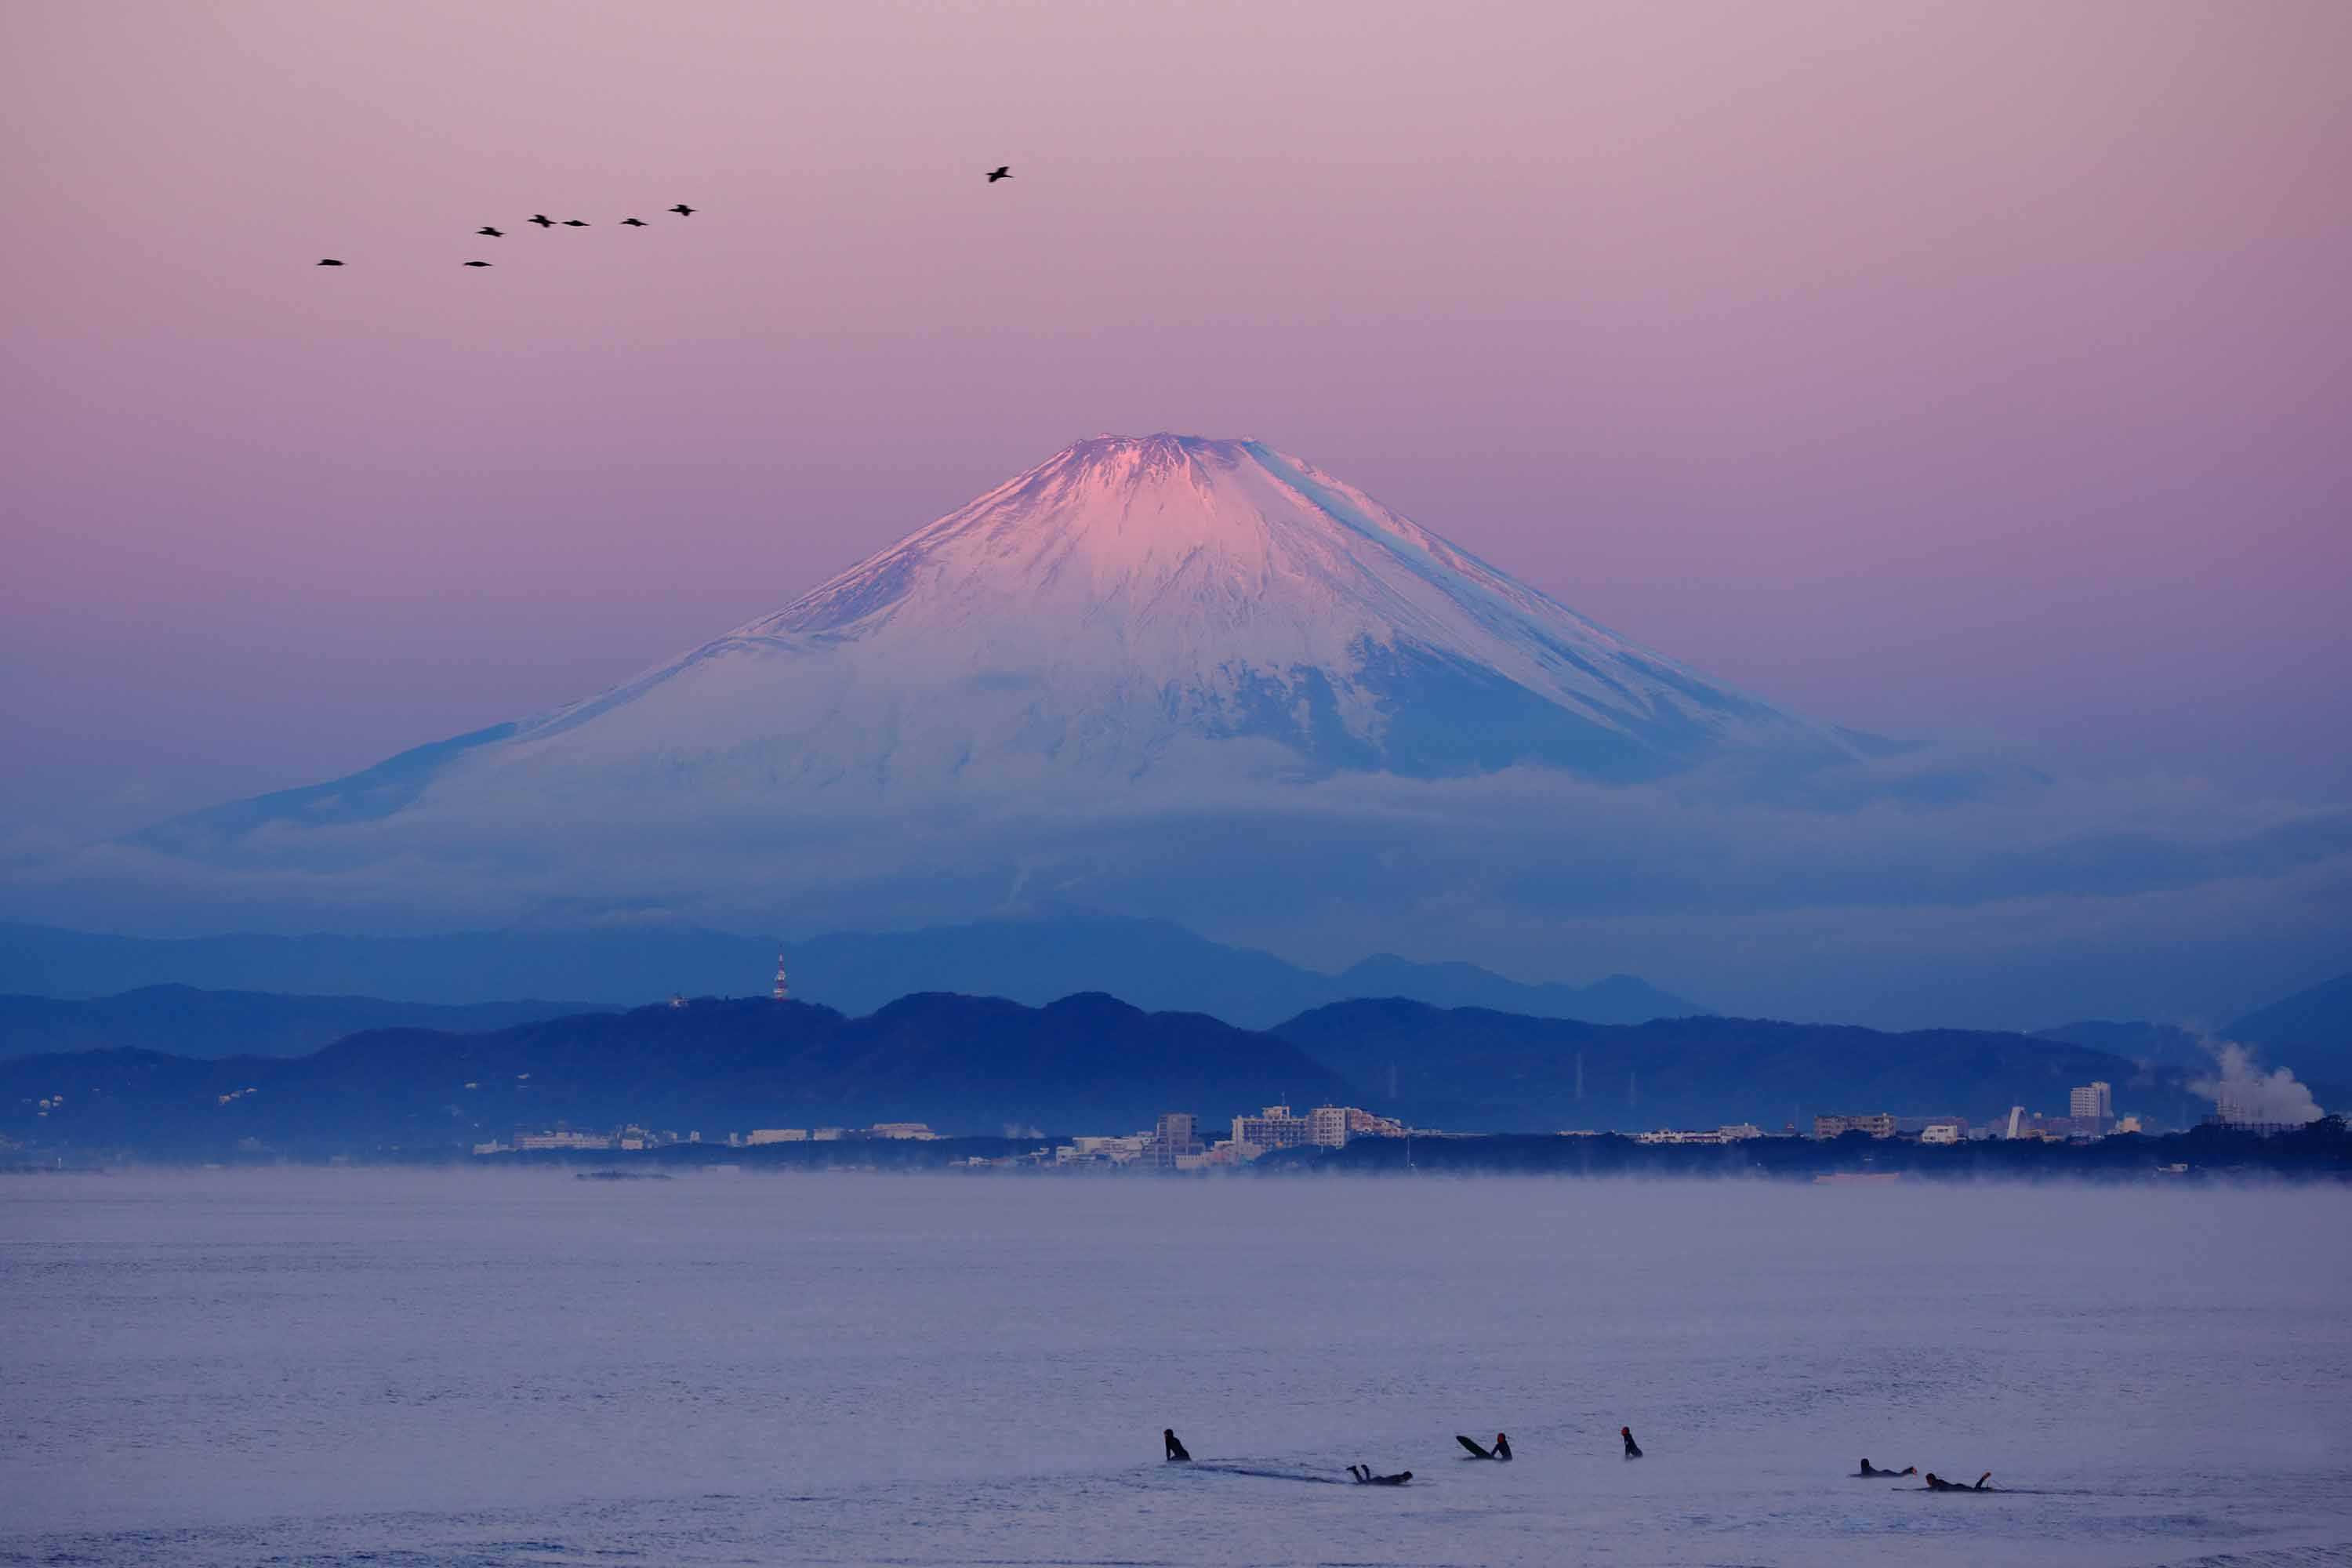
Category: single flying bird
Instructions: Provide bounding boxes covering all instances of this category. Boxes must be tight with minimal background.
[985,165,1011,182]
[477,227,505,238]
[619,217,647,226]
[668,203,695,216]
[316,258,344,267]
[528,214,555,227]
[561,219,590,227]
[462,260,493,267]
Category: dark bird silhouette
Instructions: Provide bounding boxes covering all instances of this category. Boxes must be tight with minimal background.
[668,204,695,216]
[528,214,555,227]
[986,165,1012,182]
[462,260,493,267]
[1163,1428,1190,1462]
[561,220,590,227]
[477,227,505,238]
[619,217,647,227]
[316,259,344,267]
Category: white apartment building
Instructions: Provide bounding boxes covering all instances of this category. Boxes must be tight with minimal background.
[1232,1105,1311,1152]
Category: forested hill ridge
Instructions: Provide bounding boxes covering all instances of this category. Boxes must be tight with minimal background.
[0,992,2202,1162]
[1,994,1352,1159]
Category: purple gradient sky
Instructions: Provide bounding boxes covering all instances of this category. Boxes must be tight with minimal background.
[5,0,2348,838]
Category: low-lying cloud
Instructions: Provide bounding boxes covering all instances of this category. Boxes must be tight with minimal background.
[5,743,2347,1031]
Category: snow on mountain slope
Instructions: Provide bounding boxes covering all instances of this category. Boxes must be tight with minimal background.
[141,434,1853,856]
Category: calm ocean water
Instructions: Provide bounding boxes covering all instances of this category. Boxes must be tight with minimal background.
[3,1171,2347,1566]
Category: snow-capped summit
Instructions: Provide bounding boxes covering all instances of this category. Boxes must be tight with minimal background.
[141,434,1852,857]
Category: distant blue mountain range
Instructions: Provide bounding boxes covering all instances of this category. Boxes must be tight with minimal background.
[0,912,1702,1036]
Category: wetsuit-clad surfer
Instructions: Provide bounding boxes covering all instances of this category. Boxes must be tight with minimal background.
[1923,1472,1992,1491]
[1855,1459,1915,1478]
[1621,1426,1644,1458]
[1351,1465,1412,1486]
[1164,1429,1191,1462]
[1457,1433,1512,1460]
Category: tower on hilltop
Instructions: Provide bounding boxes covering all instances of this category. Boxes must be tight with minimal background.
[772,949,789,1002]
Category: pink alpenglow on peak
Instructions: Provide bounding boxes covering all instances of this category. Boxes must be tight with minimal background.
[136,433,1895,868]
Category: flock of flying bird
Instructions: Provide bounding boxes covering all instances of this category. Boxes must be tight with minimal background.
[314,167,1013,268]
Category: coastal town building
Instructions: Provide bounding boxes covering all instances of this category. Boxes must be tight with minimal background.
[1635,1125,1767,1145]
[1146,1112,1204,1171]
[512,1128,612,1152]
[2070,1081,2115,1134]
[1813,1112,1897,1139]
[1232,1105,1311,1154]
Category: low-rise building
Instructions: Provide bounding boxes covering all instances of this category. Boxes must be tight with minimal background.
[513,1128,613,1152]
[1814,1112,1897,1140]
[746,1128,808,1145]
[869,1122,940,1141]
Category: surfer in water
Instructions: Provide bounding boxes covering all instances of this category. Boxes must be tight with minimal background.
[1348,1465,1413,1486]
[1855,1459,1916,1478]
[1163,1429,1191,1462]
[1456,1432,1512,1461]
[1923,1472,1994,1491]
[1621,1426,1643,1458]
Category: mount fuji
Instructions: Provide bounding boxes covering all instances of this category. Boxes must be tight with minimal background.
[143,434,1877,868]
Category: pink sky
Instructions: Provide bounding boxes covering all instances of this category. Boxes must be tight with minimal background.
[5,0,2348,835]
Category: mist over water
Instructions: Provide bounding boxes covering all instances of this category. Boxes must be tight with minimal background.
[3,1173,2348,1566]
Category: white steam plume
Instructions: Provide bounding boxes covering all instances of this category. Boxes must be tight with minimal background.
[2188,1040,2324,1125]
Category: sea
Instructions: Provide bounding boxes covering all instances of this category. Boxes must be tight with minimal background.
[2,1171,2347,1566]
